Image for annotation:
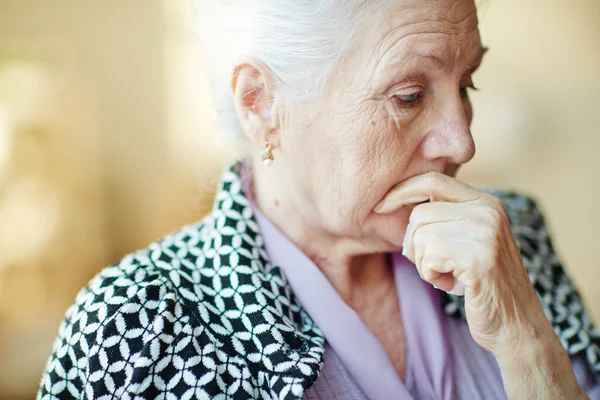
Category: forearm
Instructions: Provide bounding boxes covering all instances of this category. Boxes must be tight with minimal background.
[497,329,588,400]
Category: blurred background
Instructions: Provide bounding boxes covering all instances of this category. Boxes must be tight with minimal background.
[0,0,598,398]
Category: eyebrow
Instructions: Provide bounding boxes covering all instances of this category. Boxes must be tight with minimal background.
[390,46,489,74]
[393,72,428,87]
[467,46,489,72]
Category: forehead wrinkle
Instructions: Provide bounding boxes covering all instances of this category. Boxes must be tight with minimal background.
[376,24,483,77]
[340,2,481,92]
[372,31,446,76]
[374,26,479,74]
[448,0,471,21]
[373,32,462,77]
[444,8,478,27]
[364,2,480,71]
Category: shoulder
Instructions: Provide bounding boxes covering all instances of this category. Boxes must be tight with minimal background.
[38,216,231,399]
[39,209,323,400]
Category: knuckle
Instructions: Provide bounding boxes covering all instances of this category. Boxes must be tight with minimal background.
[421,243,441,269]
[421,248,434,266]
[413,230,427,248]
[487,196,506,214]
[472,242,499,273]
[419,243,434,263]
[479,203,505,227]
[420,260,436,281]
[422,267,438,282]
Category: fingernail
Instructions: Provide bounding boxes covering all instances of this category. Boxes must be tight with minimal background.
[403,222,411,244]
[401,226,409,256]
[447,281,465,296]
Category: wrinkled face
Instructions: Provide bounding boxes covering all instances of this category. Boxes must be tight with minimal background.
[275,0,484,251]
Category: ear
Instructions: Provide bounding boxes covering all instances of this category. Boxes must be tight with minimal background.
[230,59,278,145]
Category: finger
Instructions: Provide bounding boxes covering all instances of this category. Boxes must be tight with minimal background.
[375,172,484,214]
[409,228,473,292]
[419,250,455,282]
[430,273,455,293]
[413,239,458,279]
[416,247,458,293]
[448,280,465,296]
[403,215,471,262]
[407,202,471,243]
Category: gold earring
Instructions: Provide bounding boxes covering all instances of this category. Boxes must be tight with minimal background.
[261,141,274,167]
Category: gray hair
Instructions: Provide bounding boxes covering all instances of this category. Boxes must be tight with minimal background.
[195,1,382,142]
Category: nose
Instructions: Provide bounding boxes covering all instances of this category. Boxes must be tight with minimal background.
[420,95,476,165]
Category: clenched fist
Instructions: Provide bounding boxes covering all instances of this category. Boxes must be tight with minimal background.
[375,172,553,358]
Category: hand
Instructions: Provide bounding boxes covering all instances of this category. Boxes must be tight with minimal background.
[374,172,552,356]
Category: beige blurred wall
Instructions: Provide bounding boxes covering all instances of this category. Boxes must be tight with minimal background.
[0,0,597,398]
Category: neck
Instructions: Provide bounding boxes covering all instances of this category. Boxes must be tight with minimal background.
[249,161,394,309]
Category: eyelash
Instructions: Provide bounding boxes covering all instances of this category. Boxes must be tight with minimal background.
[460,83,479,98]
[393,84,479,108]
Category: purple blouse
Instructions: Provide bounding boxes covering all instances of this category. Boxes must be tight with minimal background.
[246,190,599,399]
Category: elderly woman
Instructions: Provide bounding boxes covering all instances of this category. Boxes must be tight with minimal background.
[39,0,599,399]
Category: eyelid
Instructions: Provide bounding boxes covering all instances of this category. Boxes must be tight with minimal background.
[461,73,474,84]
[392,85,424,96]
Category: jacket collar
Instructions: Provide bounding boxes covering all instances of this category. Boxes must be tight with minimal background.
[150,162,325,397]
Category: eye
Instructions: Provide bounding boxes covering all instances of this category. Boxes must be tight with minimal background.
[398,93,422,103]
[393,90,424,108]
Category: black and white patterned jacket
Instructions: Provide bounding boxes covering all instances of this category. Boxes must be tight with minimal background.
[38,163,600,399]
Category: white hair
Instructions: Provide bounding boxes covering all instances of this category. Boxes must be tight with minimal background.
[195,0,383,142]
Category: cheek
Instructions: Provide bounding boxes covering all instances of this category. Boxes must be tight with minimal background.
[336,107,417,213]
[304,99,422,232]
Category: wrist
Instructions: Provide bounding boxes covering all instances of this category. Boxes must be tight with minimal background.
[494,315,555,363]
[496,329,586,399]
